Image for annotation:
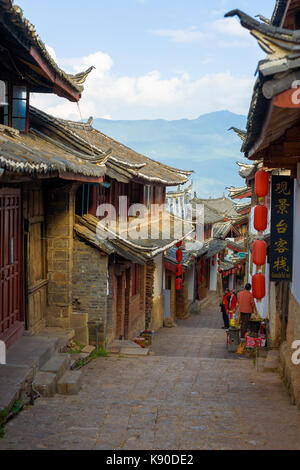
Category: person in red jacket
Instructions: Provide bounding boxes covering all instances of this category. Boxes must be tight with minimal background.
[238,283,257,339]
[230,290,238,318]
[221,289,231,329]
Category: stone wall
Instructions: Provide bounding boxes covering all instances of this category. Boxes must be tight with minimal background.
[45,182,77,329]
[72,237,108,346]
[280,292,300,408]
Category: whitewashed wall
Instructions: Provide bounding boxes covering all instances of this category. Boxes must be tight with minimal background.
[210,260,218,291]
[186,265,195,302]
[154,254,163,299]
[248,204,270,320]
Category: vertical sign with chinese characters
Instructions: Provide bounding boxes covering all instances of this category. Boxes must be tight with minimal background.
[270,176,294,282]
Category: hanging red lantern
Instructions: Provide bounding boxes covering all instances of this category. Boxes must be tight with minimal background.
[212,260,215,266]
[222,272,226,278]
[254,205,268,232]
[218,253,222,259]
[175,278,183,291]
[176,264,183,277]
[255,171,269,197]
[218,260,221,266]
[218,268,221,273]
[176,241,183,248]
[176,249,183,263]
[253,240,267,266]
[200,276,205,283]
[252,273,266,300]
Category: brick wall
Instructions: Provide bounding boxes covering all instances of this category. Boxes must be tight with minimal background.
[72,237,108,346]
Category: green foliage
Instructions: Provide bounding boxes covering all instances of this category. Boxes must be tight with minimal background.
[89,347,108,360]
[0,401,22,439]
[74,347,108,370]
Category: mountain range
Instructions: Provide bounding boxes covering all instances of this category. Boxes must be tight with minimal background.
[92,110,248,198]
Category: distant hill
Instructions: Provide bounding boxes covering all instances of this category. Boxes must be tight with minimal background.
[92,110,247,198]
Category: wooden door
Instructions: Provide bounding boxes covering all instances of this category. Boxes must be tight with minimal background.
[0,188,24,347]
[23,184,47,333]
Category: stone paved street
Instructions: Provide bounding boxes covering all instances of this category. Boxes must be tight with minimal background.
[1,306,300,450]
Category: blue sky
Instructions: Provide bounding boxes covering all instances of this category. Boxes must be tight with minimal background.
[18,0,276,120]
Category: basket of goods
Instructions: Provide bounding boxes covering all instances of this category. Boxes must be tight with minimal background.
[248,314,264,338]
[133,337,146,348]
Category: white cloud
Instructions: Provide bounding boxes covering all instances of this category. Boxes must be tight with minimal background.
[152,27,205,43]
[31,48,254,121]
[211,18,250,38]
[152,17,250,44]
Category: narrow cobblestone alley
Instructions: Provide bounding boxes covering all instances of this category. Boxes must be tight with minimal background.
[1,306,300,451]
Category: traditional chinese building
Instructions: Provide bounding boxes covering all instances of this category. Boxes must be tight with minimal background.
[227,0,300,408]
[0,1,100,347]
[0,1,194,353]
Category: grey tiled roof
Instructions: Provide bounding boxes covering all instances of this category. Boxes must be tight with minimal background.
[225,3,298,157]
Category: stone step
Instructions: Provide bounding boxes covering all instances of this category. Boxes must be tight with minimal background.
[107,340,142,355]
[264,350,280,372]
[7,336,58,369]
[57,370,82,395]
[40,354,70,382]
[120,347,150,356]
[33,371,57,397]
[0,364,33,411]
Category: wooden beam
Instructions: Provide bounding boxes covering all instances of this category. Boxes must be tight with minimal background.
[60,172,104,183]
[263,161,296,169]
[29,47,81,103]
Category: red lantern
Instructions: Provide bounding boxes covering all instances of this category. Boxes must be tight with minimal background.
[176,241,183,248]
[254,205,268,232]
[200,276,205,283]
[176,249,183,263]
[212,260,215,266]
[176,264,183,277]
[252,273,266,300]
[253,240,267,266]
[255,171,269,197]
[218,253,222,259]
[218,268,221,273]
[218,260,221,266]
[175,278,183,291]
